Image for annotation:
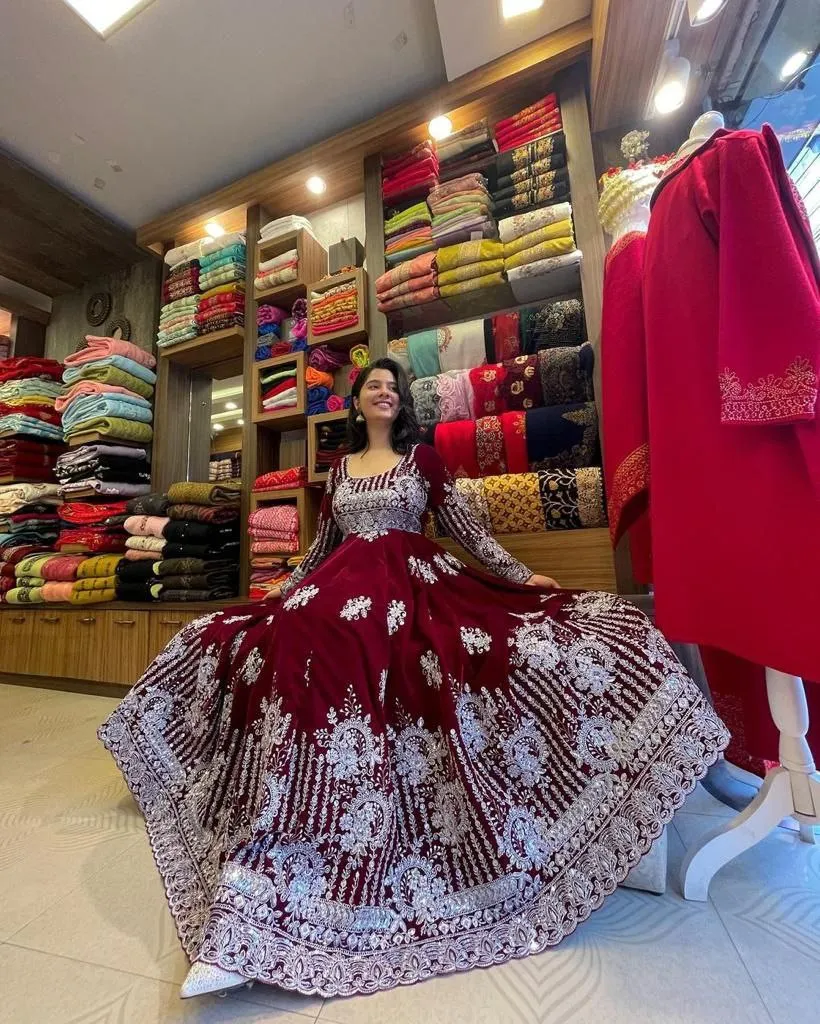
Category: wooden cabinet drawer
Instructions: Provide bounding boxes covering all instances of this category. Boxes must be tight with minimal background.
[0,611,37,675]
[148,611,202,663]
[29,611,76,679]
[99,611,151,685]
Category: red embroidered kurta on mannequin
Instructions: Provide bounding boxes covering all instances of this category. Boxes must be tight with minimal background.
[644,126,820,682]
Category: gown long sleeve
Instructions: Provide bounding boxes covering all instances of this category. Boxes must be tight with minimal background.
[278,463,342,596]
[416,442,532,583]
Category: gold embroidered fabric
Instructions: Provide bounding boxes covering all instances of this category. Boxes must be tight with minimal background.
[504,235,575,271]
[437,240,504,273]
[438,259,505,287]
[484,474,543,534]
[718,356,817,423]
[606,444,650,540]
[475,415,506,475]
[502,219,574,258]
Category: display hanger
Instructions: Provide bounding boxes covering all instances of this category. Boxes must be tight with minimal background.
[676,111,820,899]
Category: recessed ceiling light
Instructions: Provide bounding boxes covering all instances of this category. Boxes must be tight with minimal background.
[654,57,690,114]
[306,175,327,195]
[501,0,544,18]
[225,401,238,410]
[428,115,453,141]
[686,0,726,25]
[780,50,810,80]
[204,221,225,238]
[62,1,158,38]
[212,422,225,432]
[237,418,245,426]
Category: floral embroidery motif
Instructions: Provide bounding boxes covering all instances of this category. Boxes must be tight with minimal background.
[456,690,494,756]
[576,715,618,772]
[393,721,446,786]
[239,648,264,687]
[340,596,372,621]
[500,807,551,869]
[431,781,471,844]
[359,530,388,542]
[387,855,447,924]
[316,695,383,782]
[508,620,560,673]
[719,357,817,423]
[387,600,407,636]
[283,584,319,610]
[340,789,393,857]
[461,626,492,654]
[420,650,443,689]
[433,552,461,576]
[408,556,438,584]
[566,639,618,697]
[502,719,549,786]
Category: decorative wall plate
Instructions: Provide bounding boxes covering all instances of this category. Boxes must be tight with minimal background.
[86,292,112,326]
[106,316,132,340]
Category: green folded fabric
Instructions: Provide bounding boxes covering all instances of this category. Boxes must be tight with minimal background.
[68,365,154,400]
[64,417,154,443]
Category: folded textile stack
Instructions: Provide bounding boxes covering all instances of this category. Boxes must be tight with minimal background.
[255,304,287,361]
[375,251,440,313]
[436,118,497,183]
[209,452,241,481]
[54,498,128,558]
[0,357,64,447]
[163,259,200,304]
[313,417,349,476]
[198,240,246,292]
[161,481,241,596]
[259,215,316,245]
[305,347,344,416]
[54,444,150,499]
[158,295,200,349]
[249,555,301,601]
[260,359,299,414]
[494,94,562,153]
[435,239,505,299]
[255,247,299,293]
[7,551,86,603]
[500,202,580,285]
[0,437,65,484]
[384,201,434,265]
[519,298,586,352]
[310,278,360,337]
[428,174,496,249]
[382,142,439,204]
[154,557,239,603]
[252,466,308,491]
[0,483,63,599]
[196,282,245,337]
[248,504,299,555]
[69,554,123,604]
[115,555,161,602]
[487,132,569,219]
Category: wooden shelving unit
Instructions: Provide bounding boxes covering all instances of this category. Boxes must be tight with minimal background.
[252,350,306,431]
[254,229,328,306]
[248,486,321,555]
[307,409,348,484]
[157,326,245,379]
[307,268,368,348]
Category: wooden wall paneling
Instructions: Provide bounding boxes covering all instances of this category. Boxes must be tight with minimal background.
[189,372,213,482]
[211,426,243,455]
[363,154,387,358]
[152,359,196,491]
[137,19,593,249]
[9,314,46,357]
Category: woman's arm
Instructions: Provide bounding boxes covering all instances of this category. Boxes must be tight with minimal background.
[276,463,343,597]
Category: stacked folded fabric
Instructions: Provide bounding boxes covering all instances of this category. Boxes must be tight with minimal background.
[158,295,200,349]
[309,279,360,336]
[0,357,64,446]
[305,365,336,416]
[255,304,287,361]
[382,142,439,204]
[69,554,123,604]
[196,282,245,338]
[428,174,497,248]
[163,259,199,304]
[0,438,64,484]
[255,248,298,293]
[487,132,569,219]
[260,360,299,413]
[0,482,62,599]
[436,239,505,299]
[115,556,161,602]
[494,94,562,153]
[384,201,434,265]
[375,251,440,313]
[9,551,86,603]
[252,466,309,491]
[249,556,301,601]
[304,346,351,415]
[313,417,349,476]
[154,557,239,603]
[500,202,580,284]
[56,500,128,561]
[259,215,316,245]
[209,452,241,481]
[123,512,169,570]
[161,481,241,596]
[248,504,299,555]
[54,444,150,499]
[436,119,497,183]
[198,240,246,292]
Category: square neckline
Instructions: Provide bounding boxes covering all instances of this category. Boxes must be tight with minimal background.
[342,445,416,481]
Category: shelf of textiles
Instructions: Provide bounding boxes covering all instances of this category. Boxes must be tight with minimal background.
[157,232,247,362]
[379,92,579,331]
[304,342,368,419]
[0,356,65,484]
[247,477,319,600]
[307,269,368,348]
[253,221,328,307]
[307,409,349,484]
[209,449,242,482]
[253,351,307,430]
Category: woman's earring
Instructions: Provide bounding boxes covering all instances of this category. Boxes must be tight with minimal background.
[355,411,365,423]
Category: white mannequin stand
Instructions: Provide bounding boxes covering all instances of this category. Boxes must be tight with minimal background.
[681,670,820,899]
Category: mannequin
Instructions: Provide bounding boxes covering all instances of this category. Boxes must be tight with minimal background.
[642,115,820,899]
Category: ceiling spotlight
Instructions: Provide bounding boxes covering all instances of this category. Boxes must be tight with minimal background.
[501,0,544,17]
[654,56,691,114]
[62,1,158,38]
[780,50,810,80]
[212,422,225,432]
[686,0,727,25]
[306,175,327,195]
[205,221,225,238]
[428,115,453,141]
[225,401,238,410]
[237,418,245,426]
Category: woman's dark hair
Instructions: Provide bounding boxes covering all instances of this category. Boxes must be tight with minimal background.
[347,357,420,454]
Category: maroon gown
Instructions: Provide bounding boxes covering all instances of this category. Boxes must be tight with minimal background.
[99,442,727,996]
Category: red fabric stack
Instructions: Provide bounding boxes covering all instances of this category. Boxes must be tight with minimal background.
[253,466,308,492]
[0,438,65,483]
[382,143,439,204]
[494,94,562,153]
[162,259,200,303]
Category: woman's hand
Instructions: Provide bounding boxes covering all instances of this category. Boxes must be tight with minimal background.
[525,573,560,589]
[263,586,283,601]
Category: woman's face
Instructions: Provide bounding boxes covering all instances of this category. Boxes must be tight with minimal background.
[357,368,400,425]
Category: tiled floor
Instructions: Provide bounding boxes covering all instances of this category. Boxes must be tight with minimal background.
[1,681,818,1024]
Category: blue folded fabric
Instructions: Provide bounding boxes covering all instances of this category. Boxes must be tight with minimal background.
[63,355,157,387]
[255,345,272,362]
[200,243,246,270]
[291,337,308,353]
[0,414,63,441]
[307,386,331,416]
[62,395,153,430]
[257,323,282,338]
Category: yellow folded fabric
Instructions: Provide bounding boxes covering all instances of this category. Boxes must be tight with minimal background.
[76,555,123,579]
[484,473,543,533]
[437,240,504,273]
[201,283,245,301]
[504,235,575,271]
[15,554,56,577]
[502,219,574,258]
[73,575,118,591]
[440,272,505,299]
[69,587,116,604]
[437,259,505,288]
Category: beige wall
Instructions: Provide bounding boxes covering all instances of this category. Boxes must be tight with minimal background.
[44,257,162,363]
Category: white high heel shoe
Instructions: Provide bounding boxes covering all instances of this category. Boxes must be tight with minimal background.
[180,961,253,999]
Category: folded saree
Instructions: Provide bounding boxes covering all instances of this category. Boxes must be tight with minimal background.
[434,419,480,480]
[5,586,46,604]
[56,381,145,413]
[375,272,437,306]
[63,355,156,388]
[436,240,503,273]
[126,535,166,553]
[525,402,600,470]
[167,502,238,523]
[252,466,308,491]
[377,285,440,313]
[76,554,124,578]
[124,514,169,538]
[440,271,505,299]
[63,417,153,444]
[255,265,298,291]
[0,358,63,383]
[166,481,241,506]
[69,584,116,604]
[498,202,573,244]
[506,249,582,283]
[64,336,155,370]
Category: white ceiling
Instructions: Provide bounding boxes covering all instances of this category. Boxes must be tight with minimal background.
[0,0,588,233]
